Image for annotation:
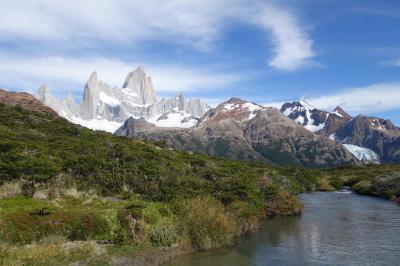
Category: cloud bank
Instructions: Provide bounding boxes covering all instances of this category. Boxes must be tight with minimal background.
[306,83,400,114]
[0,53,252,95]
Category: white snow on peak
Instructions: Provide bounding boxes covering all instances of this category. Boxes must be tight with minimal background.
[242,102,262,112]
[298,100,315,110]
[148,111,197,128]
[304,123,325,132]
[329,133,336,140]
[99,92,121,107]
[343,144,380,163]
[223,103,235,111]
[223,102,263,121]
[295,116,305,124]
[121,88,139,100]
[282,101,330,133]
[333,111,343,118]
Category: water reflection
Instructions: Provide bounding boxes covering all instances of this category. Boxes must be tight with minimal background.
[165,192,400,266]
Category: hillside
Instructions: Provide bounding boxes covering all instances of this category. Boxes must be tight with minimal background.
[0,93,306,265]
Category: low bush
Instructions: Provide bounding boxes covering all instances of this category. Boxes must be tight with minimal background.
[149,221,177,247]
[177,196,236,250]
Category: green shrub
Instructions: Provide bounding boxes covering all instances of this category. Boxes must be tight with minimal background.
[352,180,372,195]
[149,221,177,247]
[177,196,235,250]
[329,176,344,190]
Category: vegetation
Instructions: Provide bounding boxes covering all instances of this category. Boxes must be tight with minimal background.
[314,165,400,200]
[0,103,399,265]
[0,103,309,265]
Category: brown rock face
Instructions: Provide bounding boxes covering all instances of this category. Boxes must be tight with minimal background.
[322,106,352,137]
[0,89,59,118]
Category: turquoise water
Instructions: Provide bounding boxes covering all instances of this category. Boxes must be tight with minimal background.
[165,192,400,266]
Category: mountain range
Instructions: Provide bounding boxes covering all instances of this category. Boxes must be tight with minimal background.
[38,66,209,132]
[115,97,358,167]
[34,66,400,166]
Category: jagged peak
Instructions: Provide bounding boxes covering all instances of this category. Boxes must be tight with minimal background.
[135,65,145,73]
[123,66,149,88]
[88,71,98,83]
[128,65,146,76]
[39,83,49,91]
[37,84,51,101]
[333,105,351,119]
[280,100,315,114]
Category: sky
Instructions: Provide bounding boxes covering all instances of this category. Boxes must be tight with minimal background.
[0,0,400,125]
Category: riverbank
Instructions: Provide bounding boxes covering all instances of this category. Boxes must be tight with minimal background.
[164,192,400,266]
[314,165,400,203]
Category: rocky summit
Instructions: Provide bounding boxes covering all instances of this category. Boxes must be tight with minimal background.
[37,66,209,131]
[116,97,359,167]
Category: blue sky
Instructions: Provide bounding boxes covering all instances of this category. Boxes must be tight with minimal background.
[0,0,400,125]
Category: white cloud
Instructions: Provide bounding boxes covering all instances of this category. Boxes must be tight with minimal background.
[0,0,316,70]
[264,83,400,114]
[0,53,251,96]
[305,83,400,114]
[254,5,316,70]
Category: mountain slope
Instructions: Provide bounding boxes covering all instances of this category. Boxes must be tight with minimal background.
[116,98,359,167]
[335,115,400,163]
[0,88,59,118]
[279,100,400,164]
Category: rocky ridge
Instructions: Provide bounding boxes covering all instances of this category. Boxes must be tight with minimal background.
[0,88,59,118]
[116,98,359,167]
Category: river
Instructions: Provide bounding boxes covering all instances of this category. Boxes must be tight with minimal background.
[164,192,400,266]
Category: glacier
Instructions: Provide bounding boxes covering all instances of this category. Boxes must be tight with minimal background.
[343,144,380,164]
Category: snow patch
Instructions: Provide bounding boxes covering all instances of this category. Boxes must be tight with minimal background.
[69,116,124,133]
[121,89,139,100]
[304,123,325,132]
[148,111,197,128]
[99,92,121,107]
[223,103,235,111]
[333,111,343,118]
[223,102,263,121]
